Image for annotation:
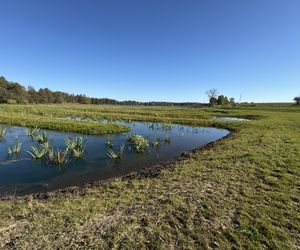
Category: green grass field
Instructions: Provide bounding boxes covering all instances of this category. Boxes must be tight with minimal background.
[0,104,299,249]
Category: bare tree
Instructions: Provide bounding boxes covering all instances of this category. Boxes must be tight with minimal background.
[206,88,219,106]
[206,88,219,100]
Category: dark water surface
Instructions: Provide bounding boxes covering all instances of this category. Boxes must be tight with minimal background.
[0,121,229,196]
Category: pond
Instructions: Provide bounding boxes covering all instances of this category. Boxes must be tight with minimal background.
[0,121,229,196]
[212,117,249,121]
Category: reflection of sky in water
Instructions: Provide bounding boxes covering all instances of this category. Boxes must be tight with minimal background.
[212,117,249,121]
[0,121,229,196]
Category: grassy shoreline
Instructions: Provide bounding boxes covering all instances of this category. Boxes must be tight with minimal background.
[0,104,299,248]
[0,104,131,135]
[0,103,260,132]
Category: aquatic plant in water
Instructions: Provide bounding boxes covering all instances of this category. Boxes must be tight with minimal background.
[71,146,85,158]
[106,144,125,160]
[41,141,52,153]
[33,131,48,144]
[127,134,149,153]
[106,137,114,148]
[48,148,69,165]
[106,148,118,159]
[27,146,47,159]
[65,136,86,158]
[26,127,40,138]
[151,138,161,147]
[0,128,6,142]
[8,143,22,156]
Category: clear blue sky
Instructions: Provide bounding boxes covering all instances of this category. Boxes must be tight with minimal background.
[0,0,299,102]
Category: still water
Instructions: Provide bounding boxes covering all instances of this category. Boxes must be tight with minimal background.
[213,117,249,121]
[0,121,229,196]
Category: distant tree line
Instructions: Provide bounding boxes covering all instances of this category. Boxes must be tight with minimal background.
[294,96,300,105]
[0,76,206,107]
[206,88,235,107]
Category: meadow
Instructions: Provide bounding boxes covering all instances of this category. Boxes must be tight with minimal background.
[0,104,299,249]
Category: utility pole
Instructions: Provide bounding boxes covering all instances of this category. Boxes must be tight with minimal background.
[239,93,242,103]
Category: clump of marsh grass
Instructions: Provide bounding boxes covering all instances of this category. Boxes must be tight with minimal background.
[26,127,40,138]
[41,141,52,153]
[27,146,47,159]
[106,144,125,160]
[128,134,149,153]
[8,143,22,156]
[106,148,118,159]
[48,148,69,165]
[65,136,86,159]
[27,142,69,165]
[71,147,84,158]
[33,131,48,144]
[106,137,113,148]
[0,127,6,142]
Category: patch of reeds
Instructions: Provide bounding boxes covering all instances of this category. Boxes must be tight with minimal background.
[8,143,22,156]
[48,148,69,165]
[33,131,48,144]
[27,146,47,159]
[106,137,114,148]
[106,144,125,160]
[65,136,86,159]
[26,127,40,138]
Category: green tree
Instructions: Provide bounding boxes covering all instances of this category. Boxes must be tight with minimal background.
[217,95,230,105]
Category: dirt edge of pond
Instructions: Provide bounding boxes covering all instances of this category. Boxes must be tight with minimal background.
[0,130,234,201]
